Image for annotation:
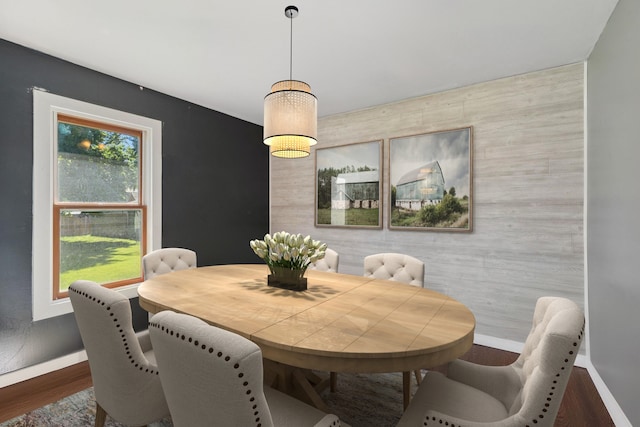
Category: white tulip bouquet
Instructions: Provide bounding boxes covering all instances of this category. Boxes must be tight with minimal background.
[250,231,327,276]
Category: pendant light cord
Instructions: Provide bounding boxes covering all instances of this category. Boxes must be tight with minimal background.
[289,12,293,81]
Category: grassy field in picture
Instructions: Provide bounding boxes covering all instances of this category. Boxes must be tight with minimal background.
[317,208,379,226]
[59,235,141,291]
[390,197,469,228]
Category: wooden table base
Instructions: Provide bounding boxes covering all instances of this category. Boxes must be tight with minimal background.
[264,359,332,412]
[265,359,421,411]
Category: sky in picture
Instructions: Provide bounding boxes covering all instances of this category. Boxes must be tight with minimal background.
[316,141,380,171]
[390,129,470,197]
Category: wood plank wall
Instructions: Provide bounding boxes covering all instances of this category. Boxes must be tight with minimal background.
[270,63,584,343]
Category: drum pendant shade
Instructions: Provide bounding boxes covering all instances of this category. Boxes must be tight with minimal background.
[264,80,317,158]
[263,6,317,159]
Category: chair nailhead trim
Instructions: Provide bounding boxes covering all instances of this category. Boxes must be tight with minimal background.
[68,286,159,376]
[524,321,585,427]
[423,320,585,427]
[149,320,266,427]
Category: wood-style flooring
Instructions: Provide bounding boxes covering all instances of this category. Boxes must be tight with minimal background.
[0,345,614,426]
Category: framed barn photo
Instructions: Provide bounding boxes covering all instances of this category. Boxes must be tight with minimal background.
[389,127,473,232]
[315,140,383,228]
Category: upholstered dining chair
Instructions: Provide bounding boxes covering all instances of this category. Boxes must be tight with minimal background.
[359,252,425,386]
[68,280,170,427]
[142,247,197,280]
[308,248,339,273]
[363,252,425,287]
[149,310,341,427]
[396,296,584,427]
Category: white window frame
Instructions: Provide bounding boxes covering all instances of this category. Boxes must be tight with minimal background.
[32,89,162,321]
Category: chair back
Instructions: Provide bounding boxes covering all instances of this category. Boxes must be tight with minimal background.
[308,248,339,273]
[363,252,424,286]
[507,297,584,423]
[143,247,197,279]
[69,280,168,426]
[149,310,274,427]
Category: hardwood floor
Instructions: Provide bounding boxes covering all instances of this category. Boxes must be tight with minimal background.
[0,345,614,426]
[0,360,92,423]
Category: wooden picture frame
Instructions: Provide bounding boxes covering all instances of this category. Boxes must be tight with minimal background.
[315,140,383,228]
[389,127,473,232]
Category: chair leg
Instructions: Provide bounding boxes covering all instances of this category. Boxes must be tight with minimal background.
[330,371,338,392]
[95,403,107,427]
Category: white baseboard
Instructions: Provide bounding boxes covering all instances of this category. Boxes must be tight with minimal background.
[474,333,524,354]
[0,350,87,388]
[585,360,632,427]
[0,335,590,386]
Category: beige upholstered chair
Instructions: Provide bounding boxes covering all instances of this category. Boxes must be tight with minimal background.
[142,247,197,280]
[397,296,584,427]
[363,252,424,287]
[361,252,425,385]
[149,310,341,427]
[308,248,339,273]
[69,280,169,427]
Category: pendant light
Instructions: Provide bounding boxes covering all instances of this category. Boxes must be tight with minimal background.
[263,5,317,159]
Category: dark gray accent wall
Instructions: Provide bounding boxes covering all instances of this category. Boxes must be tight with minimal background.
[0,39,268,375]
[587,0,639,424]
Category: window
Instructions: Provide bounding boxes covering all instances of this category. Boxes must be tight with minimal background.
[54,115,146,299]
[33,90,162,321]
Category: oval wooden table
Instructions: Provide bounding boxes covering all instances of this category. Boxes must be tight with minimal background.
[138,264,475,411]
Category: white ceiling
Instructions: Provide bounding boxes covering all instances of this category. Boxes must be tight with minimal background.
[0,0,618,125]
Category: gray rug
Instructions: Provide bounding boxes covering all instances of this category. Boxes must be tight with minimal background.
[1,371,416,427]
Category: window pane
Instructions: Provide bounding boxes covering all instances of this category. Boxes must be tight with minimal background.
[57,122,140,203]
[58,209,143,293]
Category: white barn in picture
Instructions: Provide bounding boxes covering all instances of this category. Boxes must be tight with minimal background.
[395,161,445,211]
[331,170,379,209]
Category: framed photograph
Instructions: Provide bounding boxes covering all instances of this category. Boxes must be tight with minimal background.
[315,140,383,228]
[389,127,473,232]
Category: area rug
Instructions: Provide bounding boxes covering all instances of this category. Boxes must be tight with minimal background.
[1,371,416,427]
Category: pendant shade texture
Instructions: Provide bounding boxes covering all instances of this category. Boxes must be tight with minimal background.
[264,80,317,158]
[263,5,317,159]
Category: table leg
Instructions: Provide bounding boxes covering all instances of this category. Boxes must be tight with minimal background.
[330,371,338,392]
[292,370,330,412]
[266,360,415,412]
[264,359,292,393]
[414,369,423,385]
[402,371,411,410]
[263,359,331,413]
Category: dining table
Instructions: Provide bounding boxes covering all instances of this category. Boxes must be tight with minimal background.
[137,264,475,411]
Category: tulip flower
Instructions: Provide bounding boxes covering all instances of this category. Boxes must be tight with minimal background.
[250,231,326,274]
